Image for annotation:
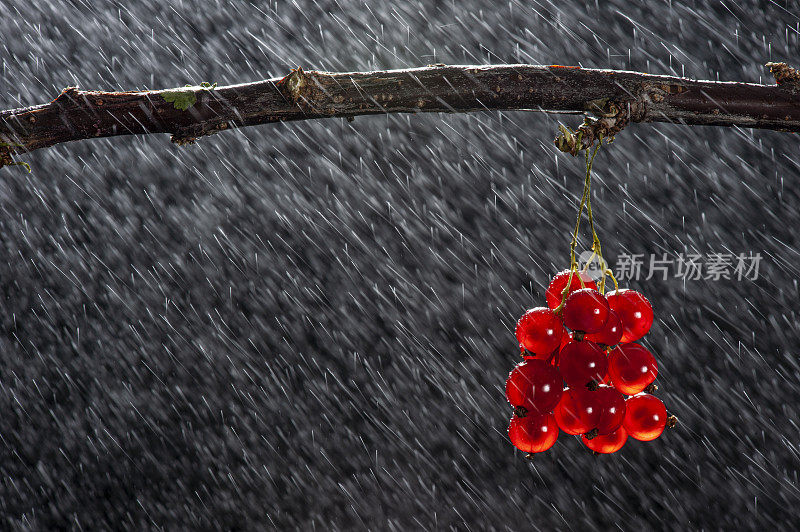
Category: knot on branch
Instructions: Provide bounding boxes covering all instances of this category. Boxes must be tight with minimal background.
[555,93,646,155]
[52,86,80,106]
[280,67,309,100]
[277,67,327,114]
[766,62,800,94]
[555,98,639,155]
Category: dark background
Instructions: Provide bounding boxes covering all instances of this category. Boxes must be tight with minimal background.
[2,0,799,529]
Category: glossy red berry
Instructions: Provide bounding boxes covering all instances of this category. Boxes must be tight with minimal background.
[582,425,628,453]
[563,288,609,333]
[554,387,597,435]
[592,385,626,435]
[558,340,608,389]
[525,327,569,362]
[545,270,598,309]
[607,343,658,395]
[515,307,564,356]
[508,413,559,453]
[505,360,563,414]
[606,289,654,343]
[623,394,667,441]
[584,309,623,346]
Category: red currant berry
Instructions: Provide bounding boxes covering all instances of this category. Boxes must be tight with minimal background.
[607,343,658,395]
[623,394,667,441]
[515,307,564,355]
[592,385,626,435]
[584,309,623,346]
[606,289,654,343]
[508,413,559,453]
[582,425,628,453]
[524,326,569,362]
[554,387,598,435]
[545,270,597,309]
[505,360,563,414]
[558,340,608,389]
[563,288,609,333]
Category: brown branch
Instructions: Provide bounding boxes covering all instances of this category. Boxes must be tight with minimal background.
[2,63,799,168]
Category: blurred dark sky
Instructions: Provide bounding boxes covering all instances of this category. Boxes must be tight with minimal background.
[1,0,799,529]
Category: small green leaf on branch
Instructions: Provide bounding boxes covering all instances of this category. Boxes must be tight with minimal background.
[161,82,217,110]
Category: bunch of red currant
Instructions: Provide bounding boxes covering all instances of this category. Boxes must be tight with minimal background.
[505,269,676,456]
[506,133,676,457]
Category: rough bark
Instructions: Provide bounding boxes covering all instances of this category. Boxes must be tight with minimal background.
[1,63,799,167]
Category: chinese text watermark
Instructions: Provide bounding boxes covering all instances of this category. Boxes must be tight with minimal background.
[577,251,762,281]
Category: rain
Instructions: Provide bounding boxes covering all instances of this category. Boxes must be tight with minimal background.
[1,0,799,528]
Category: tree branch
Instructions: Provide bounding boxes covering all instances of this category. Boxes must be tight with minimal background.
[2,63,799,168]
